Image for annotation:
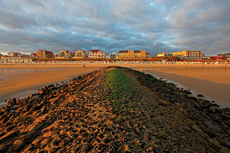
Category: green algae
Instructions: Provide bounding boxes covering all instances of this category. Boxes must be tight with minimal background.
[104,68,140,112]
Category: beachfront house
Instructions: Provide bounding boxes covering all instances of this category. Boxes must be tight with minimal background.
[37,50,54,58]
[30,53,38,58]
[146,53,151,58]
[217,53,230,60]
[170,50,205,59]
[7,52,23,57]
[73,50,87,59]
[117,50,147,59]
[156,52,169,57]
[109,52,117,59]
[56,49,75,59]
[88,49,105,58]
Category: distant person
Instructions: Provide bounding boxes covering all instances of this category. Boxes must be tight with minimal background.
[83,65,85,68]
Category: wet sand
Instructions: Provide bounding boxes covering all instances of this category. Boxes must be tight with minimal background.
[140,69,230,107]
[0,63,229,107]
[0,65,106,102]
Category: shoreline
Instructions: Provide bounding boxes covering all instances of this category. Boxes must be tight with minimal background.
[0,63,229,107]
[0,66,105,102]
[147,72,228,107]
[140,69,230,108]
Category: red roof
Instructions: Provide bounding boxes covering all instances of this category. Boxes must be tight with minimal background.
[210,56,222,60]
[90,49,101,52]
[146,53,150,55]
[31,53,37,56]
[44,51,54,56]
[82,51,85,53]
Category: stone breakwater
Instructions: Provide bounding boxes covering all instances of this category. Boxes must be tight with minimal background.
[0,66,229,153]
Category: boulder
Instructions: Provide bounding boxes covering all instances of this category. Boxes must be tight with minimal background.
[7,98,16,105]
[0,130,19,144]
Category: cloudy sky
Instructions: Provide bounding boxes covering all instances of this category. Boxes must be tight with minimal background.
[0,0,230,56]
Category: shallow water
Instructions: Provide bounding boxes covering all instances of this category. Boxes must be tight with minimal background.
[0,101,7,108]
[0,67,83,75]
[0,67,86,108]
[135,67,226,71]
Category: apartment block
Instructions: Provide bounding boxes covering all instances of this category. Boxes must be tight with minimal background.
[170,50,204,59]
[8,52,22,57]
[117,50,148,59]
[37,50,54,58]
[89,49,105,58]
[30,53,38,58]
[156,52,169,57]
[74,50,87,58]
[56,49,75,59]
[218,53,230,60]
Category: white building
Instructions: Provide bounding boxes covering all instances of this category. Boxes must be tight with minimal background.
[109,52,117,59]
[89,49,105,58]
[8,52,22,57]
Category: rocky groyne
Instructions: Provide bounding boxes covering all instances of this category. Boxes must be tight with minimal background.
[0,66,229,152]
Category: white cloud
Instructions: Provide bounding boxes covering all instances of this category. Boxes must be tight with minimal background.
[0,0,229,56]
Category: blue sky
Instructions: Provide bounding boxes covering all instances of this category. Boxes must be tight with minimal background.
[0,0,230,56]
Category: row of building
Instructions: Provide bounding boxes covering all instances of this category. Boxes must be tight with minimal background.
[33,49,106,59]
[1,49,230,60]
[156,51,205,59]
[35,49,151,59]
[1,49,151,59]
[2,49,105,59]
[157,51,230,60]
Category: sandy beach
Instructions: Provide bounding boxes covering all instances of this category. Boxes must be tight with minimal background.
[139,69,230,107]
[0,63,229,107]
[0,64,107,102]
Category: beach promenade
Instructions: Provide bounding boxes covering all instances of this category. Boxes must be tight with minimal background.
[0,63,229,107]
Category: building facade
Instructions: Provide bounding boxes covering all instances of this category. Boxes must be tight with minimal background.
[146,53,151,58]
[156,52,168,57]
[37,50,54,58]
[30,53,38,58]
[217,53,230,60]
[74,50,87,58]
[56,49,75,59]
[8,52,22,57]
[89,49,105,58]
[109,52,117,59]
[117,50,147,59]
[210,56,223,60]
[170,50,204,59]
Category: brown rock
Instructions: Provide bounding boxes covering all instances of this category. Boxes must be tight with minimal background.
[0,144,8,152]
[29,104,42,111]
[39,88,44,95]
[199,125,216,138]
[0,130,19,143]
[40,106,47,114]
[24,104,33,112]
[8,139,25,152]
[7,98,16,105]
